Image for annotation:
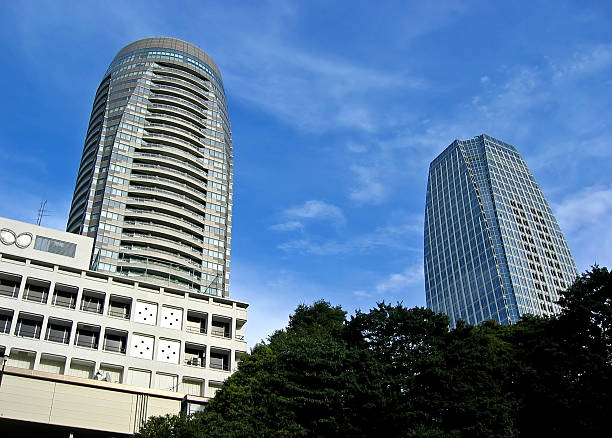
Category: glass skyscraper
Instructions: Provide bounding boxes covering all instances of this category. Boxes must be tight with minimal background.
[66,38,232,298]
[424,134,577,326]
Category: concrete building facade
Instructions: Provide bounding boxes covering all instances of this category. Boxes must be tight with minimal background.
[424,134,577,327]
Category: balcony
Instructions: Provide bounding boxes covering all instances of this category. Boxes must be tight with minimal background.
[209,347,230,371]
[211,315,231,339]
[22,279,50,304]
[103,328,127,354]
[75,323,100,350]
[186,310,207,335]
[52,284,78,309]
[0,308,13,334]
[80,290,105,314]
[184,342,206,368]
[15,313,43,339]
[235,319,246,342]
[45,318,72,344]
[108,295,131,319]
[0,273,21,298]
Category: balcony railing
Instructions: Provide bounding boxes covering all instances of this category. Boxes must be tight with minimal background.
[186,326,207,334]
[211,328,231,338]
[103,342,127,354]
[184,357,206,367]
[108,309,130,319]
[46,333,70,344]
[235,334,245,341]
[75,338,99,349]
[209,362,230,371]
[80,302,103,314]
[16,326,41,339]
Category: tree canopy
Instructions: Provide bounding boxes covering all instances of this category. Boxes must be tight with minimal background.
[136,266,612,438]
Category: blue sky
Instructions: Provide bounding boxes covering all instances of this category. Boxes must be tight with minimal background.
[1,1,611,347]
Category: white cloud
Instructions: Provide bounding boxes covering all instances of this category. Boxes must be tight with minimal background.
[348,165,389,204]
[284,200,345,224]
[375,265,424,294]
[221,37,424,133]
[480,75,489,83]
[552,44,612,80]
[269,221,304,232]
[278,214,423,256]
[552,185,612,271]
[553,185,612,233]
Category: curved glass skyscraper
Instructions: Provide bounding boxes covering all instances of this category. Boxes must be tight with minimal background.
[424,134,577,327]
[67,38,232,298]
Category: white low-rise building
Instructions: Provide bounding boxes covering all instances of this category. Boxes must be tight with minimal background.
[0,216,248,435]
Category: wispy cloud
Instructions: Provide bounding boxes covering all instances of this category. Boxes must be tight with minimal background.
[351,263,424,299]
[269,221,304,232]
[269,200,346,234]
[221,37,425,133]
[552,185,612,271]
[552,44,612,79]
[376,265,424,294]
[278,214,423,256]
[284,200,345,224]
[348,165,389,204]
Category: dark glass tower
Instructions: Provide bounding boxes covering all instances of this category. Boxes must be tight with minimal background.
[424,134,577,326]
[67,38,232,297]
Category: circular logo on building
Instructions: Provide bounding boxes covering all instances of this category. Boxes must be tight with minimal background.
[0,228,33,248]
[0,229,16,245]
[15,232,33,248]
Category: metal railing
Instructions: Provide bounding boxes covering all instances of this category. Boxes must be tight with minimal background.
[126,197,205,221]
[108,309,130,319]
[45,333,70,344]
[186,326,207,335]
[209,362,230,371]
[210,328,231,338]
[103,342,127,354]
[184,357,206,367]
[75,338,98,349]
[80,302,104,314]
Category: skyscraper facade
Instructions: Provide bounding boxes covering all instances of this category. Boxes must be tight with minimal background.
[67,37,232,298]
[424,134,577,327]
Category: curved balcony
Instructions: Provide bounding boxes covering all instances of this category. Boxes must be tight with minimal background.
[134,150,208,178]
[129,185,205,211]
[126,197,204,224]
[122,220,204,248]
[148,92,217,120]
[152,65,217,98]
[150,84,212,110]
[148,102,211,129]
[132,162,206,188]
[124,208,205,236]
[121,233,202,259]
[145,122,209,147]
[130,173,207,204]
[146,111,225,144]
[154,62,227,106]
[151,75,214,102]
[143,129,203,154]
[120,245,201,270]
[146,112,203,138]
[117,260,201,289]
[137,142,206,174]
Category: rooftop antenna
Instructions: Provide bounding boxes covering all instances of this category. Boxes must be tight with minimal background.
[36,200,50,226]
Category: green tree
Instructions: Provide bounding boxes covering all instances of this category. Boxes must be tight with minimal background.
[136,267,612,437]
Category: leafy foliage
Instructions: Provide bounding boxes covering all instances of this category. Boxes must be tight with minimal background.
[136,267,612,437]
